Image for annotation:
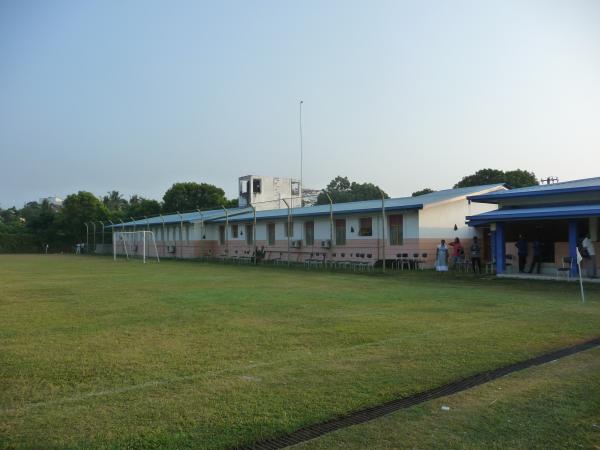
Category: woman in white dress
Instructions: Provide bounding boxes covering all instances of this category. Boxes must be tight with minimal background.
[436,239,449,272]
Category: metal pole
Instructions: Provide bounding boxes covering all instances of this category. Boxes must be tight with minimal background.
[252,205,257,265]
[145,216,149,231]
[221,206,229,257]
[119,219,127,260]
[108,220,115,260]
[160,214,165,257]
[197,209,204,260]
[324,191,334,245]
[299,100,304,206]
[380,190,386,273]
[177,212,183,259]
[84,223,89,253]
[92,222,96,253]
[100,221,105,246]
[282,199,291,266]
[130,217,136,234]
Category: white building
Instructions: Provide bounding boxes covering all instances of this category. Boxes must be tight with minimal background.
[110,182,505,267]
[238,175,302,211]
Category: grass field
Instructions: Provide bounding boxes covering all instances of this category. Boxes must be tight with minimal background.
[300,347,600,449]
[1,255,599,449]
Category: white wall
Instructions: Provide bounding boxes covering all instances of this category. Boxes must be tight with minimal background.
[419,199,497,239]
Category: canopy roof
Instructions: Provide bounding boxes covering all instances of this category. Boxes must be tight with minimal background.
[467,203,600,226]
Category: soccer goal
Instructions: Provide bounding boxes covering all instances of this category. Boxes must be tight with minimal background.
[113,231,160,263]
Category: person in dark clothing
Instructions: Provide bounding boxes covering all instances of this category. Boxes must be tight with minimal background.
[515,235,528,273]
[470,236,482,274]
[528,238,543,274]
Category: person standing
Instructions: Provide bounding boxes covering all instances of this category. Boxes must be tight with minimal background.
[515,235,528,273]
[448,237,463,269]
[581,234,597,278]
[470,236,482,274]
[528,238,543,274]
[436,239,449,272]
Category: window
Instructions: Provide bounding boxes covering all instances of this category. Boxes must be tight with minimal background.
[291,181,300,196]
[305,221,314,246]
[267,223,275,246]
[219,225,225,245]
[359,217,372,236]
[335,219,346,245]
[284,221,294,237]
[246,224,254,245]
[253,178,262,194]
[389,215,403,245]
[232,224,238,238]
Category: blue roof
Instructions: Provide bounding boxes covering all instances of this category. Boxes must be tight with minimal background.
[467,203,600,225]
[108,184,503,228]
[468,177,600,203]
[212,184,504,223]
[107,207,250,228]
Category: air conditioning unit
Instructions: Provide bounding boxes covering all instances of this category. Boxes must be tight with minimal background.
[167,245,176,253]
[320,239,332,249]
[291,240,302,248]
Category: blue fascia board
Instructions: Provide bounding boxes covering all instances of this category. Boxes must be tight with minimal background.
[466,208,600,223]
[467,185,600,204]
[210,204,424,223]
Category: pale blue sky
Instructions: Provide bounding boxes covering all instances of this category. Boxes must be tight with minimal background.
[1,0,599,207]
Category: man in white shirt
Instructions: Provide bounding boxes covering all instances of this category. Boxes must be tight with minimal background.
[581,234,597,278]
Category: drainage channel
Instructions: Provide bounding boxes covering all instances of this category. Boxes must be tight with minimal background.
[239,337,600,450]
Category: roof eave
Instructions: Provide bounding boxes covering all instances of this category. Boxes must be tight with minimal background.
[468,185,600,204]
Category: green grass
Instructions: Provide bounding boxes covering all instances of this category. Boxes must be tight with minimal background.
[299,347,600,449]
[0,254,599,449]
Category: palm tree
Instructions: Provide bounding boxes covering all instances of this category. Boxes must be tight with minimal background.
[102,191,128,212]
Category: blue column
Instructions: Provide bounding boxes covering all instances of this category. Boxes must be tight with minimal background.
[495,222,505,274]
[568,220,578,276]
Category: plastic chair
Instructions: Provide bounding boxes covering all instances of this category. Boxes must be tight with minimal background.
[556,257,573,280]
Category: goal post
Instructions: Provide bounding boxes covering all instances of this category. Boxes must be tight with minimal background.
[113,231,160,263]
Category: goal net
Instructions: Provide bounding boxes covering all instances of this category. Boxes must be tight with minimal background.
[113,231,160,263]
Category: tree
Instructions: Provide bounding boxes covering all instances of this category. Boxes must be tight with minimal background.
[125,195,162,218]
[57,191,109,243]
[504,170,539,188]
[162,182,228,213]
[412,188,435,197]
[316,176,389,205]
[103,191,128,212]
[454,168,538,189]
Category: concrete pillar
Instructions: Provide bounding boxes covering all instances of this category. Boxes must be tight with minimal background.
[495,222,505,274]
[568,220,579,276]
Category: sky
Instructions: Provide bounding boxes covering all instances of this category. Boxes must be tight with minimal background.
[1,0,599,208]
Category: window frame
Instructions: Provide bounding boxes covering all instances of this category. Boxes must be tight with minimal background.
[358,217,373,237]
[219,225,225,245]
[245,224,253,245]
[335,219,346,246]
[389,214,404,246]
[267,223,276,246]
[304,221,314,246]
